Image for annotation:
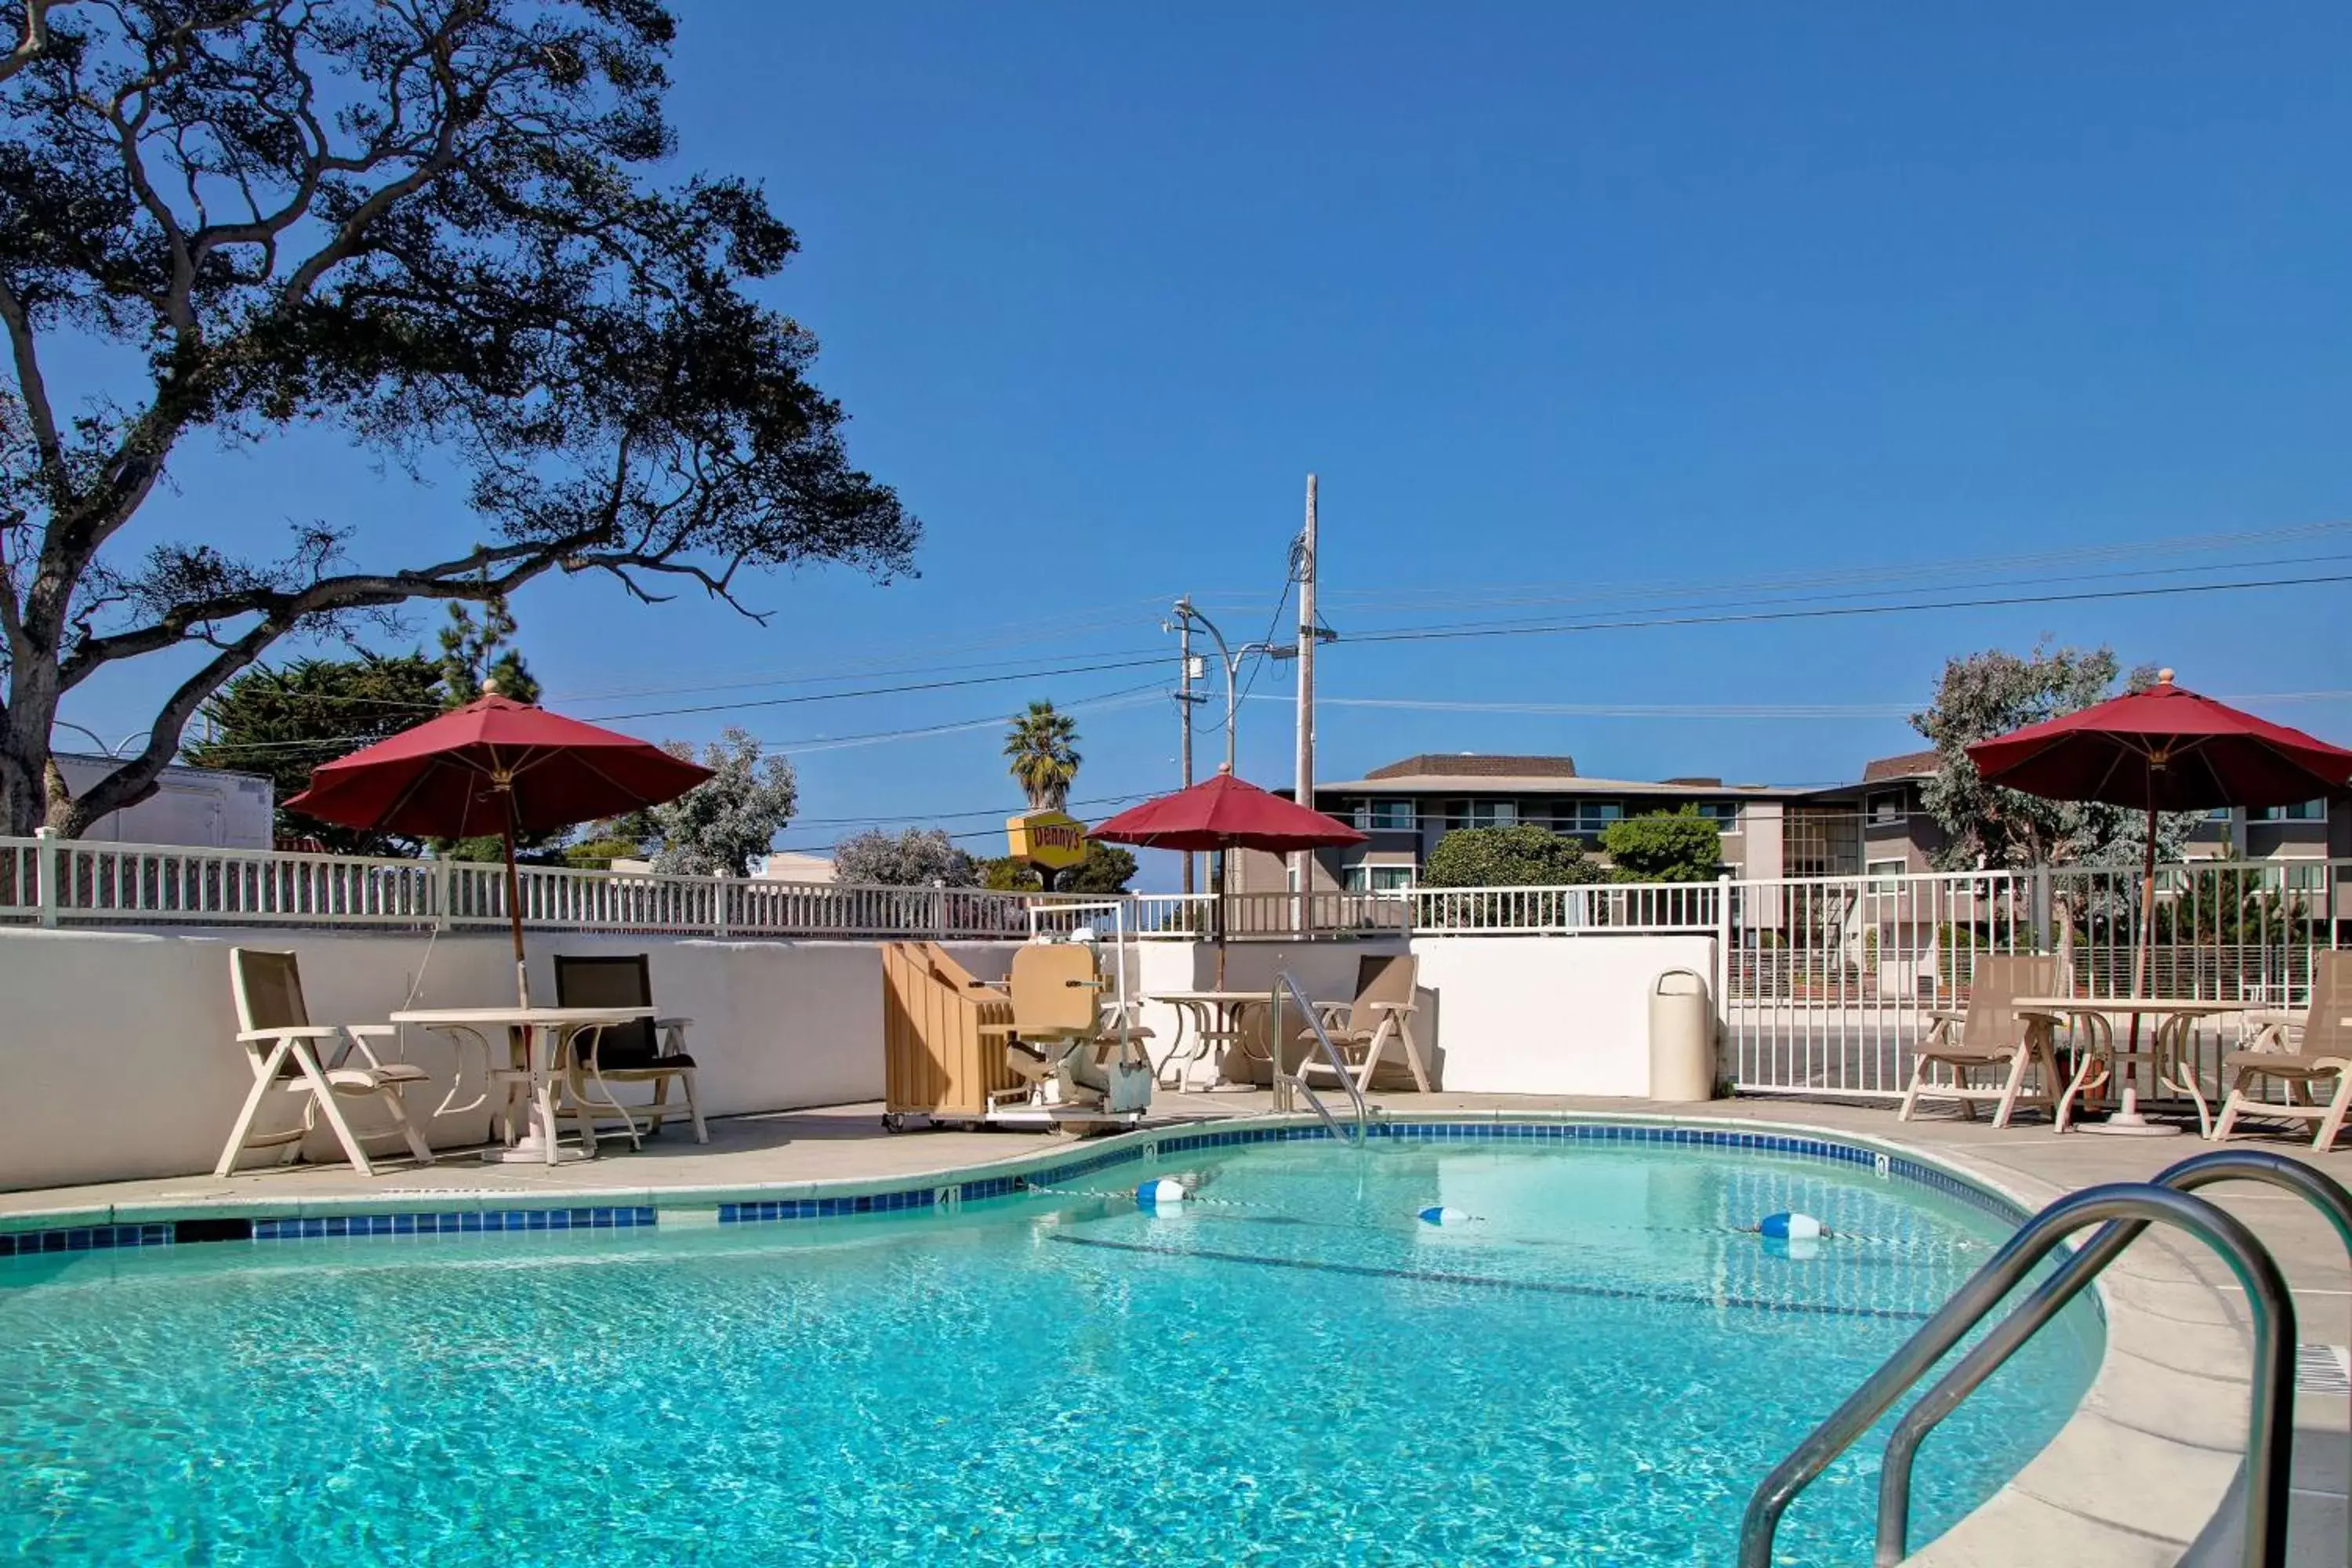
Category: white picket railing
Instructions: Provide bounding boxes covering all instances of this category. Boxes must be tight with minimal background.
[0,833,1063,939]
[1406,880,1721,935]
[1722,858,2350,1100]
[7,833,2345,1103]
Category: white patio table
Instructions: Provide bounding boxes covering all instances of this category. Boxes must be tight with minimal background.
[1146,989,1281,1089]
[390,1005,652,1166]
[2023,995,2243,1138]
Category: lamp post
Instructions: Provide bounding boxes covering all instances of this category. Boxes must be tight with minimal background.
[1167,600,1297,951]
[54,722,148,758]
[1167,600,1294,771]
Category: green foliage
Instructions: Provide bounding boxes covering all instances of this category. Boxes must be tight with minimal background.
[1911,642,2196,870]
[833,828,980,887]
[1004,701,1081,811]
[2150,870,2313,946]
[1599,808,1723,883]
[184,653,444,853]
[563,837,650,870]
[1934,919,2018,986]
[648,729,798,877]
[978,842,1137,894]
[438,595,541,708]
[1421,826,1602,888]
[1,2,916,836]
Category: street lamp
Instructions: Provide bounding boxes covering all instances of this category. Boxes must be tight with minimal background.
[1167,599,1294,771]
[54,722,149,759]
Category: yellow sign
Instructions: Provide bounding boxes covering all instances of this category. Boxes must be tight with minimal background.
[1006,810,1089,870]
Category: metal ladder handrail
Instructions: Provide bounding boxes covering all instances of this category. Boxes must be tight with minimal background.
[1877,1149,2352,1568]
[1736,1182,2298,1568]
[1272,971,1369,1145]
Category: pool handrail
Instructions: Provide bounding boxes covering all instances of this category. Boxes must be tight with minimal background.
[1734,1181,2297,1568]
[1875,1149,2352,1567]
[1272,971,1369,1145]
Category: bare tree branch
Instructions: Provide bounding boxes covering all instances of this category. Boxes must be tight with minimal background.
[0,2,916,836]
[0,0,67,89]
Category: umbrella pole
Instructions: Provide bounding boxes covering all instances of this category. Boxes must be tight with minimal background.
[1211,847,1228,988]
[502,815,530,1007]
[2113,800,2158,1128]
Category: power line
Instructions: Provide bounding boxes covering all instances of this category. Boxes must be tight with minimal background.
[1300,517,2352,613]
[755,685,1166,755]
[178,680,1174,760]
[1246,688,2352,720]
[1337,569,2352,648]
[575,654,1169,723]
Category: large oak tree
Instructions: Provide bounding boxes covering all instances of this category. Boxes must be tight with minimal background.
[0,0,917,835]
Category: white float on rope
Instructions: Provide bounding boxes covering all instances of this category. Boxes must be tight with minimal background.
[1417,1206,1473,1227]
[1136,1178,1189,1210]
[1759,1211,1824,1241]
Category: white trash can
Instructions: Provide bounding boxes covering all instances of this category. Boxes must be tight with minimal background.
[1648,968,1716,1102]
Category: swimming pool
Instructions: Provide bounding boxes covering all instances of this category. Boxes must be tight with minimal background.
[0,1130,2099,1565]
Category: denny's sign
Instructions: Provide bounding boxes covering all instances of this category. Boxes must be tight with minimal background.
[1005,810,1089,871]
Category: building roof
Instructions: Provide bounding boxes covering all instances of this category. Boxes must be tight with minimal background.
[1860,749,1940,784]
[1364,753,1577,780]
[1311,770,1802,799]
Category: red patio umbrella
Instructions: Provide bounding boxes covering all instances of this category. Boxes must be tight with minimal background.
[1091,766,1365,982]
[286,693,713,1004]
[1966,669,2352,1115]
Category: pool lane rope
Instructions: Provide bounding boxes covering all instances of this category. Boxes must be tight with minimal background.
[1022,1182,1975,1254]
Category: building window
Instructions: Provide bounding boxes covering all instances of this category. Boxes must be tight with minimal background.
[2206,806,2233,822]
[1557,801,1623,836]
[1470,799,1519,829]
[1693,801,1741,830]
[2251,800,2326,822]
[1345,864,1414,894]
[1867,791,1904,826]
[1867,858,1907,893]
[1354,797,1415,831]
[2283,861,2325,892]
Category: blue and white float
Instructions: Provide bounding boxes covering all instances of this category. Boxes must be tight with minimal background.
[1417,1206,1473,1227]
[1136,1178,1189,1210]
[1759,1211,1824,1241]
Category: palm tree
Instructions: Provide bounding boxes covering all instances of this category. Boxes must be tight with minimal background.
[1005,700,1080,811]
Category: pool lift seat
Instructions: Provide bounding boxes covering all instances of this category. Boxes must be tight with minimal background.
[985,941,1152,1128]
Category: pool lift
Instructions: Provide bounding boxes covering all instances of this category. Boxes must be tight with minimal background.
[979,901,1153,1131]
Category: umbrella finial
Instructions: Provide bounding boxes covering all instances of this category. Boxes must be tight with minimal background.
[2157,668,2176,685]
[1216,761,1233,775]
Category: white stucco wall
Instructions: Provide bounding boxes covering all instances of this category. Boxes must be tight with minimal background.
[0,923,1715,1191]
[0,927,1018,1192]
[1407,934,1718,1097]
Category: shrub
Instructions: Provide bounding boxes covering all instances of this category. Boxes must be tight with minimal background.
[1599,808,1723,883]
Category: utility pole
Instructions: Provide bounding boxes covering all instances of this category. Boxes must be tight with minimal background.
[1173,598,1200,895]
[1291,474,1319,926]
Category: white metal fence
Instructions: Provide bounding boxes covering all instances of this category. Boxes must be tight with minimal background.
[0,833,1062,939]
[1722,859,2350,1100]
[5,833,2343,1102]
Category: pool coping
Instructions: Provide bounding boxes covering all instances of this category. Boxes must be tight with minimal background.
[0,1108,2249,1566]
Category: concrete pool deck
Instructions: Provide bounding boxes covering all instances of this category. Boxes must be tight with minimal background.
[2,1092,2345,1566]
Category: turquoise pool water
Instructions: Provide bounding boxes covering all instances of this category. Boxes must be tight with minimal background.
[0,1138,2098,1565]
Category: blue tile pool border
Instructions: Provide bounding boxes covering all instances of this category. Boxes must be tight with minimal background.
[0,1112,2042,1256]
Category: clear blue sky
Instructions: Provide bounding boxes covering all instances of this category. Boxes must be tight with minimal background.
[64,2,2352,878]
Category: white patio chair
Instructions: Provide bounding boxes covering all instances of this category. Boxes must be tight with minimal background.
[1899,953,2063,1128]
[2211,949,2352,1155]
[219,948,434,1178]
[1297,953,1432,1094]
